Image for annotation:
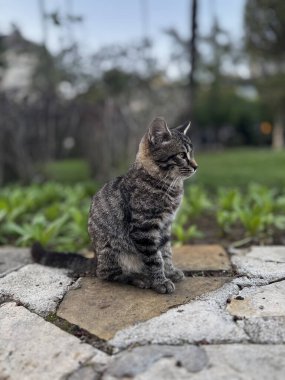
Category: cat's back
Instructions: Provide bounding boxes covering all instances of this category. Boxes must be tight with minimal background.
[88,175,125,233]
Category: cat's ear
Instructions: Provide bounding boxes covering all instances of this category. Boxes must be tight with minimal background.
[176,121,191,136]
[148,117,172,145]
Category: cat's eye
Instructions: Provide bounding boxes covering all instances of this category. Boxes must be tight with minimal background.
[178,152,187,159]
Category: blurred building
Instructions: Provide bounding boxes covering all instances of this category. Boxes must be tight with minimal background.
[0,27,41,99]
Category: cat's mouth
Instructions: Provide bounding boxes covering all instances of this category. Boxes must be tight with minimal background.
[188,170,196,177]
[179,169,197,178]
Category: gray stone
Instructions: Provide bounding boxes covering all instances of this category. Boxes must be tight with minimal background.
[0,263,72,316]
[227,281,285,318]
[67,366,100,380]
[238,317,285,344]
[231,246,285,282]
[247,246,285,262]
[173,245,231,272]
[126,345,285,380]
[104,345,208,378]
[108,358,191,380]
[192,344,285,380]
[0,246,32,277]
[0,302,109,380]
[110,282,247,349]
[57,276,231,340]
[233,276,268,287]
[226,280,285,343]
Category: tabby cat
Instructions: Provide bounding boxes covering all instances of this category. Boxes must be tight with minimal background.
[32,117,198,294]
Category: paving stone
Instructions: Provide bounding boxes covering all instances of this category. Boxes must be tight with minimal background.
[0,302,109,380]
[247,246,285,262]
[57,276,231,340]
[231,245,285,282]
[132,344,285,380]
[238,317,285,344]
[103,345,208,379]
[133,358,193,380]
[0,263,72,316]
[195,344,285,380]
[226,281,285,344]
[173,244,231,272]
[0,246,32,277]
[227,281,285,318]
[67,365,100,380]
[109,282,247,349]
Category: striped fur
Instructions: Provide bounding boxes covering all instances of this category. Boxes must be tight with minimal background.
[88,117,198,293]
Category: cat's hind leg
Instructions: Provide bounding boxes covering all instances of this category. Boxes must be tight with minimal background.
[96,246,123,281]
[96,246,151,288]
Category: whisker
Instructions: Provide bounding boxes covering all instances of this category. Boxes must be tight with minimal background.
[163,176,181,200]
[157,172,170,190]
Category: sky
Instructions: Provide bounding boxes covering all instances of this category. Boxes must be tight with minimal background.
[0,0,246,76]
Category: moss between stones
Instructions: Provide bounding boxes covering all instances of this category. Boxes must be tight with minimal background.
[186,269,236,277]
[45,313,113,355]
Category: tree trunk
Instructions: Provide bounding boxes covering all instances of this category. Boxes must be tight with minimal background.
[189,0,198,121]
[189,0,198,90]
[272,114,284,151]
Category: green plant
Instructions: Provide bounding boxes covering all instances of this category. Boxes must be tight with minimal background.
[218,188,242,211]
[184,185,212,218]
[216,188,241,233]
[172,223,203,245]
[237,206,267,237]
[216,209,238,233]
[0,181,284,249]
[6,214,69,247]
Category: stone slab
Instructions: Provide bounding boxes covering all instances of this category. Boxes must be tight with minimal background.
[103,345,208,379]
[57,276,231,340]
[130,358,195,380]
[238,317,285,344]
[0,302,109,380]
[109,282,247,349]
[0,246,32,277]
[173,245,231,272]
[227,281,285,318]
[195,344,285,380]
[247,246,285,262]
[231,245,285,282]
[0,263,72,316]
[127,345,285,380]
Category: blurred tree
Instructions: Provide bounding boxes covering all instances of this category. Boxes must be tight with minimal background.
[166,15,266,146]
[0,35,6,70]
[190,0,198,94]
[194,19,234,137]
[245,0,285,149]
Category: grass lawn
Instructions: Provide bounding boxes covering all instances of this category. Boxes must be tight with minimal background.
[42,148,285,190]
[43,159,91,183]
[192,148,285,190]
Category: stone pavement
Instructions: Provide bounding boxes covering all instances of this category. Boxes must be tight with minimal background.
[0,245,285,379]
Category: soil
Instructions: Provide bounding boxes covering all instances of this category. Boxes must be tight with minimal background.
[186,213,285,248]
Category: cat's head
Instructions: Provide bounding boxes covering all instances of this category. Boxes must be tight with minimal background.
[137,117,198,180]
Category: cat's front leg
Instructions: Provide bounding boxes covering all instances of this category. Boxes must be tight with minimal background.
[143,251,175,294]
[130,222,175,293]
[161,240,185,283]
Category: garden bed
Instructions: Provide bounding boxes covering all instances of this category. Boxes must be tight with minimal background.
[0,181,284,251]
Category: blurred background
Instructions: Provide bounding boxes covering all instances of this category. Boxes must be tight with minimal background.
[0,0,284,249]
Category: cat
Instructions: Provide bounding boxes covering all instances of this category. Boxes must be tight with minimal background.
[32,117,198,294]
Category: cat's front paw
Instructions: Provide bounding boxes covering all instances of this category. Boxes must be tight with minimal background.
[153,279,175,294]
[132,277,151,289]
[167,268,185,283]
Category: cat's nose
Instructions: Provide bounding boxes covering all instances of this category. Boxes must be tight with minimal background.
[190,160,198,171]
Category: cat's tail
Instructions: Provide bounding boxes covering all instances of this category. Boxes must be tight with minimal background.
[31,242,97,276]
